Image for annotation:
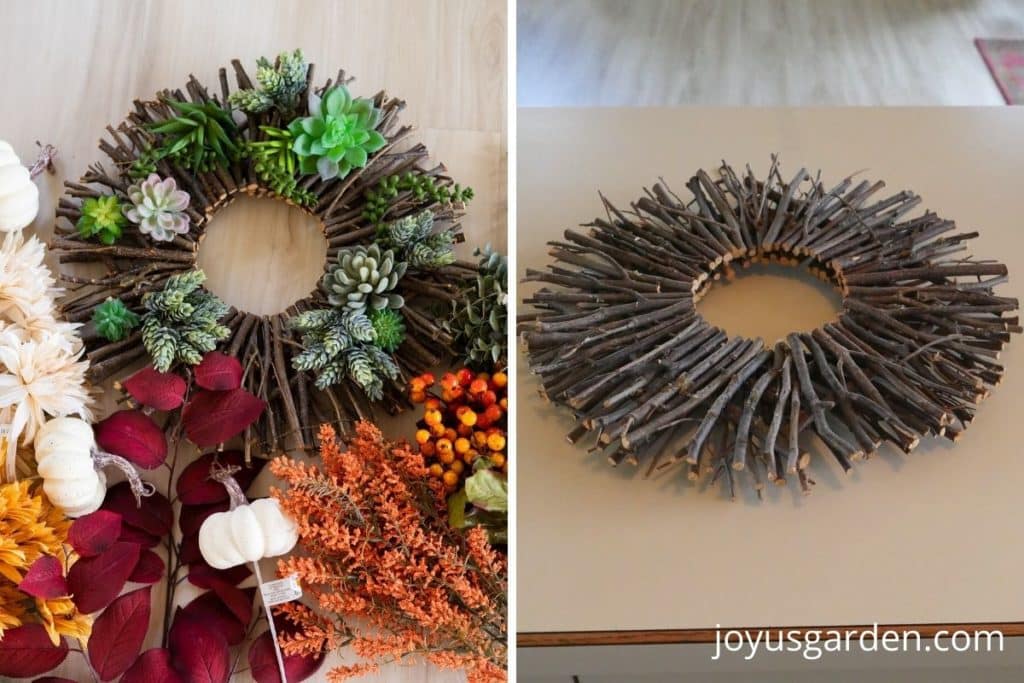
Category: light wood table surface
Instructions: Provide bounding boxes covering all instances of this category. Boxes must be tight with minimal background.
[0,1,506,681]
[517,108,1024,652]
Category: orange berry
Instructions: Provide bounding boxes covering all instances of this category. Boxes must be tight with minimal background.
[465,449,479,463]
[450,460,465,474]
[420,441,436,456]
[457,423,473,437]
[473,431,488,448]
[439,451,456,465]
[454,437,471,454]
[428,463,444,478]
[415,429,431,445]
[437,437,453,453]
[492,371,508,388]
[430,422,446,437]
[425,397,442,410]
[470,379,488,395]
[484,404,503,423]
[441,372,457,387]
[409,377,426,393]
[457,368,474,386]
[476,415,492,429]
[421,372,436,386]
[410,390,426,404]
[459,410,478,427]
[424,409,442,425]
[490,453,506,467]
[480,390,497,407]
[442,471,459,487]
[487,433,506,452]
[499,397,508,410]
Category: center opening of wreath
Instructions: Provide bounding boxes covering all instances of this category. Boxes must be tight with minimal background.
[196,196,328,316]
[696,260,843,342]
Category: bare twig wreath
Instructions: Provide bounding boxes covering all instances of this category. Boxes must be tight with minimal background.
[521,158,1019,497]
[51,53,479,455]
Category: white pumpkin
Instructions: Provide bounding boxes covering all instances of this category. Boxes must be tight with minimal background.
[199,498,298,570]
[0,141,40,233]
[33,417,105,517]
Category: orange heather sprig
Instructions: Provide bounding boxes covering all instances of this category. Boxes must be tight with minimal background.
[270,422,507,682]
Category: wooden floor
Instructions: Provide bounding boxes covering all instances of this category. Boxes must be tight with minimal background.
[518,0,1024,105]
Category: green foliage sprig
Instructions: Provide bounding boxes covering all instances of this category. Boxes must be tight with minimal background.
[445,246,507,369]
[228,49,308,116]
[146,99,240,172]
[289,85,386,181]
[141,270,230,372]
[77,195,127,244]
[375,210,455,270]
[93,298,140,341]
[363,171,474,224]
[242,126,316,207]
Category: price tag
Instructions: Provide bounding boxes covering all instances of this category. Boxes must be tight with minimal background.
[260,573,302,606]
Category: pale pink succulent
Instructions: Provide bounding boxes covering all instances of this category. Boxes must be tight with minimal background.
[123,173,191,242]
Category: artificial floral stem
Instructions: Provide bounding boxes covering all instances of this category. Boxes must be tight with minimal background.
[91,447,155,505]
[253,559,288,683]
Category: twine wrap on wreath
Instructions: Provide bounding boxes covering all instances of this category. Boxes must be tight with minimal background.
[51,56,480,456]
[520,158,1019,497]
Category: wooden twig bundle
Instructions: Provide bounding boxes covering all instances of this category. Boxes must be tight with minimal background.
[53,60,475,455]
[520,158,1019,497]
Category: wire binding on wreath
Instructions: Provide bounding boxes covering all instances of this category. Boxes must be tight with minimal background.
[520,157,1019,497]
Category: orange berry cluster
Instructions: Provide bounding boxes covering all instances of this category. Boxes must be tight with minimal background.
[410,368,508,492]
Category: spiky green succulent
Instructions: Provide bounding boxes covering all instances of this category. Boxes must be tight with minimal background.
[93,298,139,342]
[241,126,316,207]
[323,243,406,312]
[140,270,230,372]
[288,308,399,398]
[368,308,406,352]
[363,171,474,224]
[445,247,507,369]
[228,49,308,116]
[375,210,455,270]
[288,85,386,181]
[147,99,240,172]
[77,195,127,245]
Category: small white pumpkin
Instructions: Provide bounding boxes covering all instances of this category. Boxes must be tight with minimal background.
[33,416,105,517]
[199,498,298,570]
[0,140,40,233]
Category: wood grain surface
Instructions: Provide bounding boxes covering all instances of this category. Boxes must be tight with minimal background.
[0,0,506,680]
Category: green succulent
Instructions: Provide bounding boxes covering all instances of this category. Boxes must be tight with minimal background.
[363,170,474,224]
[147,98,240,172]
[375,210,455,270]
[77,195,127,244]
[288,85,386,181]
[288,308,399,398]
[445,246,507,369]
[93,298,140,342]
[368,308,406,352]
[140,269,230,372]
[228,49,307,116]
[323,243,407,312]
[242,126,316,207]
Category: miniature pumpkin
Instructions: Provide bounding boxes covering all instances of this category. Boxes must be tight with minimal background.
[0,140,40,233]
[33,416,106,517]
[198,498,298,570]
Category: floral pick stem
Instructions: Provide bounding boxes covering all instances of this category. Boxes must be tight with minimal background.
[27,142,57,179]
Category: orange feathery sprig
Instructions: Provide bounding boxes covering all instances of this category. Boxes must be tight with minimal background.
[270,422,507,682]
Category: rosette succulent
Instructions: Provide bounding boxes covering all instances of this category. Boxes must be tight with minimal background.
[288,86,386,181]
[92,298,139,342]
[77,195,126,245]
[323,243,406,312]
[123,173,191,242]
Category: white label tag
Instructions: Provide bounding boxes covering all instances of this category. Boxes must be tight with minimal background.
[260,574,302,606]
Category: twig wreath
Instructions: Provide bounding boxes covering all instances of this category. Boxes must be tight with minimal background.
[521,158,1019,497]
[51,50,480,455]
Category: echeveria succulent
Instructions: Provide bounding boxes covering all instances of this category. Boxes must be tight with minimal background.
[288,86,386,181]
[123,173,191,242]
[323,243,406,312]
[77,195,126,245]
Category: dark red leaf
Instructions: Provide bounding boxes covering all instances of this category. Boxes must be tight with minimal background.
[102,482,173,537]
[68,510,122,557]
[249,626,324,683]
[68,542,140,613]
[187,561,251,589]
[121,648,184,683]
[177,451,263,505]
[0,624,69,677]
[123,366,187,410]
[178,499,231,537]
[119,524,161,548]
[129,549,165,584]
[179,533,202,565]
[178,592,246,646]
[34,677,78,683]
[94,410,168,469]
[183,388,265,447]
[18,555,68,599]
[169,608,230,683]
[194,352,243,391]
[89,587,151,681]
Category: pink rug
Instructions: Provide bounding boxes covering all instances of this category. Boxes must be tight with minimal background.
[975,38,1024,104]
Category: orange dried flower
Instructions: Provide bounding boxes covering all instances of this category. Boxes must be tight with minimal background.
[271,422,507,682]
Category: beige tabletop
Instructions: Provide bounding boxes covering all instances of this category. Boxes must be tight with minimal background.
[517,107,1024,634]
[0,1,505,680]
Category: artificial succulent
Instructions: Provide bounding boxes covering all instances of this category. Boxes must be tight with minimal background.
[322,243,406,312]
[92,297,139,342]
[242,126,316,207]
[363,171,474,224]
[140,269,230,372]
[77,195,127,244]
[288,85,386,181]
[289,307,399,397]
[228,49,308,116]
[123,173,191,242]
[376,210,455,270]
[368,308,406,352]
[147,99,240,172]
[445,247,507,369]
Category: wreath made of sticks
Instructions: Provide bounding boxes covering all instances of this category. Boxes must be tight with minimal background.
[520,159,1018,497]
[51,51,479,455]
